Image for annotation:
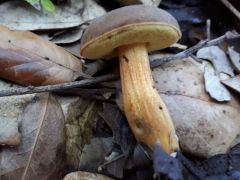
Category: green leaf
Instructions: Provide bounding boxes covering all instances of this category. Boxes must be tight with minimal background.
[26,0,40,5]
[41,0,56,12]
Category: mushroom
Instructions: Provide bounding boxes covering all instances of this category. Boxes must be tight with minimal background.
[80,5,181,153]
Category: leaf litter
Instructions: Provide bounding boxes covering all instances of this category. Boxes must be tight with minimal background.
[0,0,105,31]
[1,0,240,179]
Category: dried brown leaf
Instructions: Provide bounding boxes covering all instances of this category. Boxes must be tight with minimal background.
[0,25,82,86]
[0,93,65,179]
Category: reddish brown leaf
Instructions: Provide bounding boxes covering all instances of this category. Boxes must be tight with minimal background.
[0,93,65,179]
[0,25,82,85]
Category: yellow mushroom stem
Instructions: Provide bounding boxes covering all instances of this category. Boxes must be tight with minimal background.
[118,43,179,153]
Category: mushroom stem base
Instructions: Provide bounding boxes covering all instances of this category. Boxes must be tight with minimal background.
[119,43,179,153]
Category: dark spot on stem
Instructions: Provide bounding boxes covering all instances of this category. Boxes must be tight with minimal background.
[44,57,50,60]
[8,40,11,43]
[123,55,129,63]
[159,106,163,110]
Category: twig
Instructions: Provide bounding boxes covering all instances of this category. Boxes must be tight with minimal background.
[220,0,240,20]
[206,19,211,41]
[150,31,240,68]
[0,74,119,97]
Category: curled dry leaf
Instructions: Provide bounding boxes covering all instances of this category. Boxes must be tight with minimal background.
[0,25,82,86]
[197,46,234,76]
[152,57,240,157]
[0,93,65,179]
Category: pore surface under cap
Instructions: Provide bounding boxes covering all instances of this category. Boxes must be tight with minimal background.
[80,5,181,59]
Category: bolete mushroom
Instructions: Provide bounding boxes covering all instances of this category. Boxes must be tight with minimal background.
[80,5,181,153]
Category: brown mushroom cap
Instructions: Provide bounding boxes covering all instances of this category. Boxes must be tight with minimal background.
[80,5,181,59]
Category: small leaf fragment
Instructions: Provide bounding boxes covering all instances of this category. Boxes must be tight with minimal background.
[26,0,41,11]
[228,47,240,73]
[222,75,240,93]
[204,65,231,101]
[0,118,20,146]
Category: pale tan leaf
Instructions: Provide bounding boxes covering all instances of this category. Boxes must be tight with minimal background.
[152,57,240,157]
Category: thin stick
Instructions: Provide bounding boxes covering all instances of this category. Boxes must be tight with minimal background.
[0,74,119,97]
[220,0,240,20]
[206,19,211,41]
[150,31,240,68]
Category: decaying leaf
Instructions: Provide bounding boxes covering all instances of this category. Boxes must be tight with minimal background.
[99,154,127,179]
[79,137,114,172]
[153,142,183,180]
[50,26,86,44]
[0,25,82,86]
[228,46,240,73]
[152,57,240,157]
[197,46,234,76]
[0,0,106,31]
[222,75,240,93]
[204,65,231,102]
[99,103,135,156]
[64,99,100,170]
[0,93,65,179]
